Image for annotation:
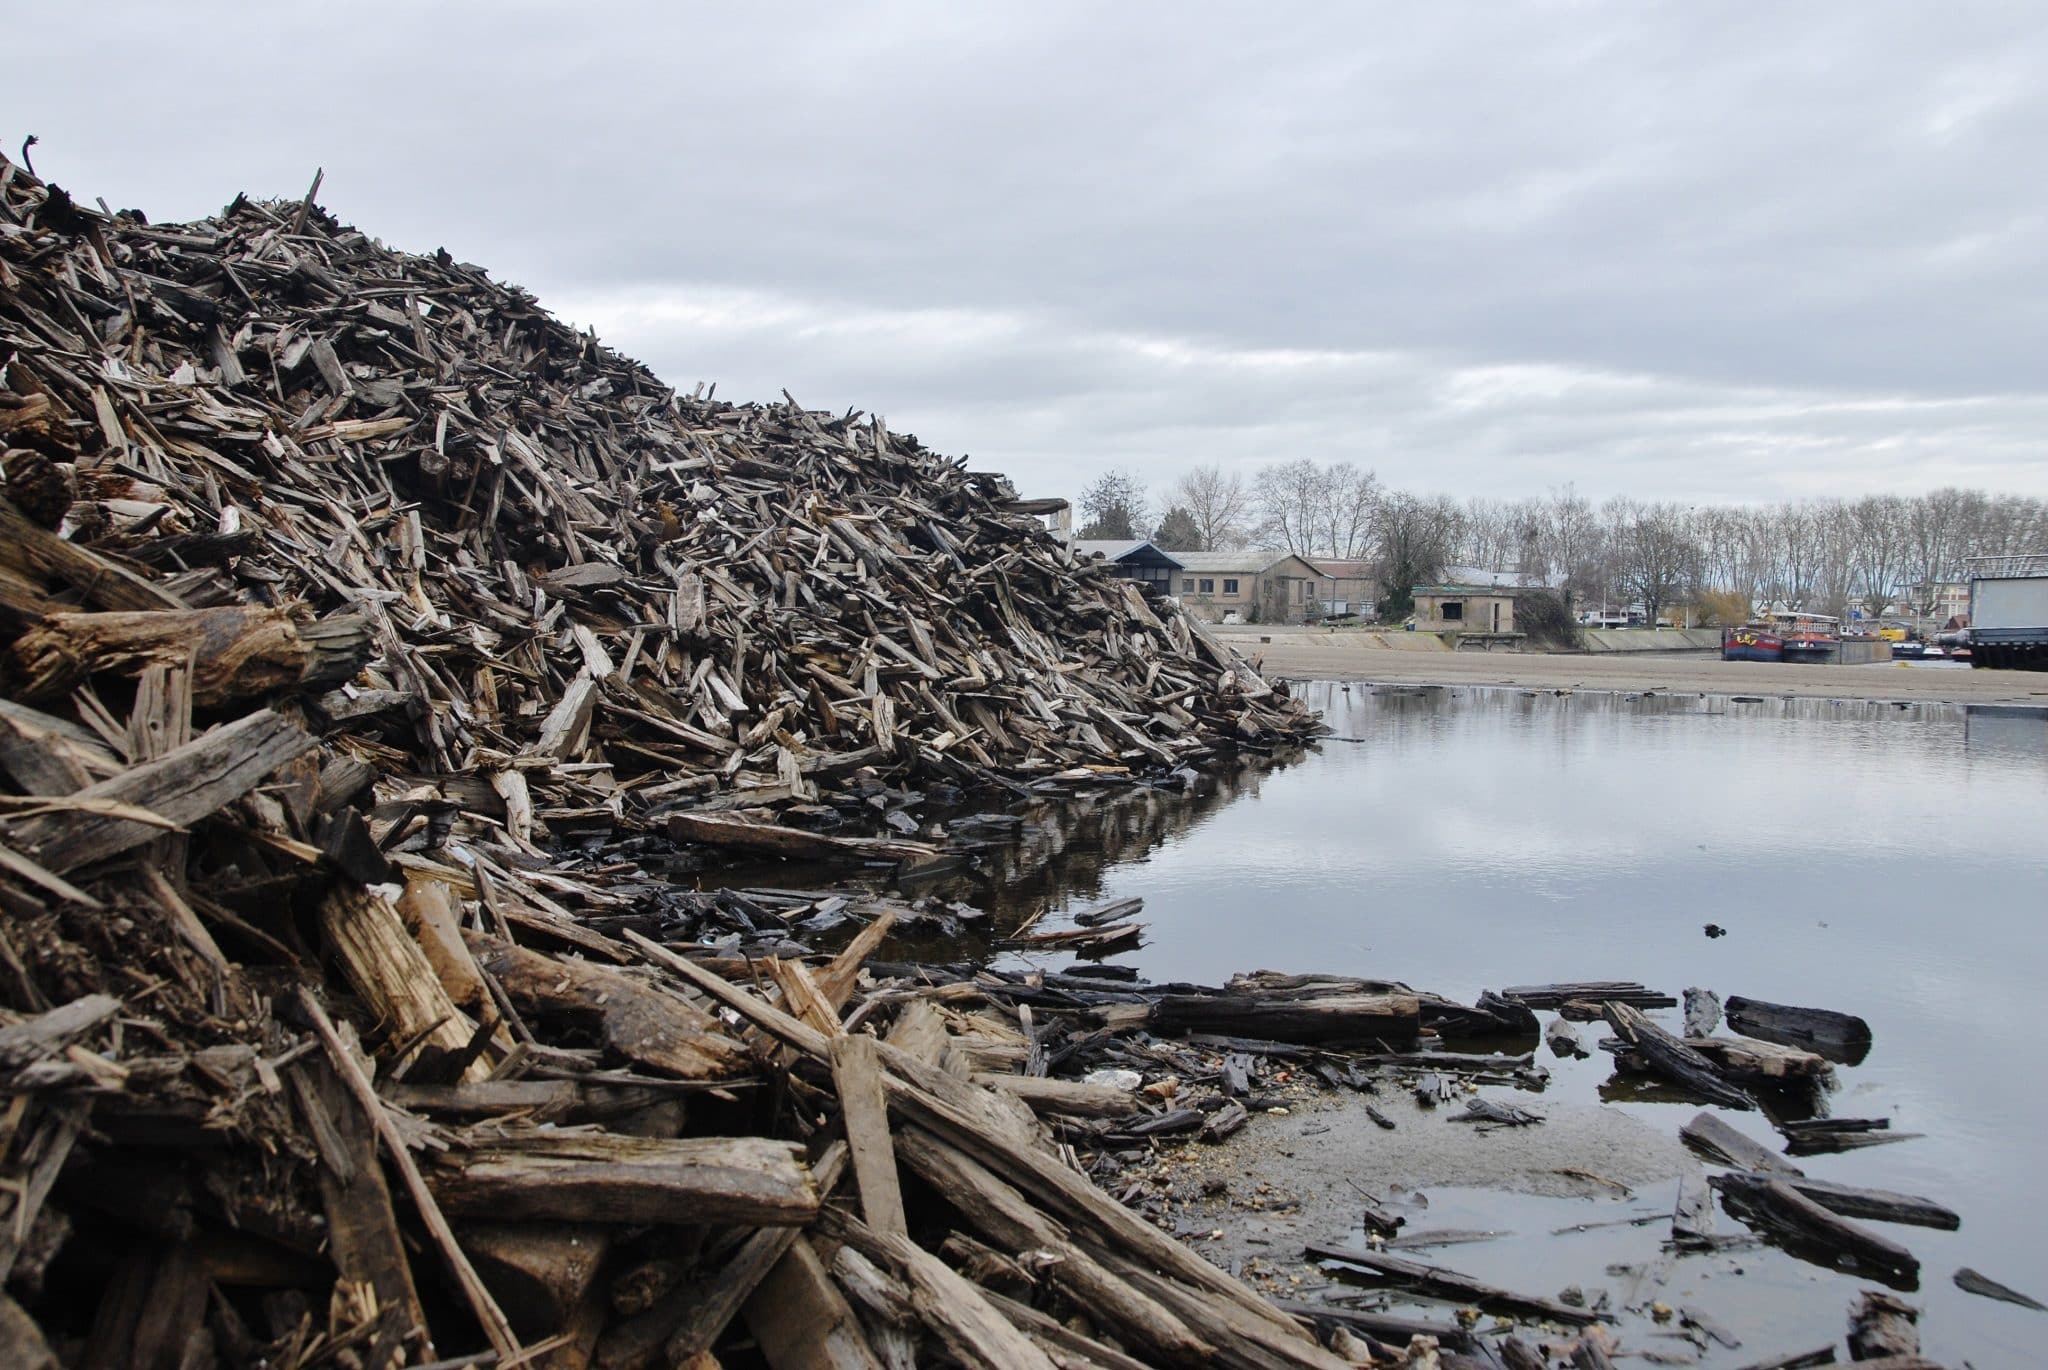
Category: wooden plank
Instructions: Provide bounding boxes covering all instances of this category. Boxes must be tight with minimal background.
[832,1034,908,1238]
[427,1133,819,1226]
[742,1236,885,1370]
[2,708,317,873]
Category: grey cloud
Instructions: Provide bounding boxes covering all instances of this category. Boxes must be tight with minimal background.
[12,1,2048,503]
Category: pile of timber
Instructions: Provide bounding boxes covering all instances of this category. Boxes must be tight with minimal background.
[0,156,1354,1366]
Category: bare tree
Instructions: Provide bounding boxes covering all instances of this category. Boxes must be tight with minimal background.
[1849,495,1909,617]
[1314,462,1381,560]
[1613,503,1700,627]
[1254,458,1328,556]
[1169,465,1254,551]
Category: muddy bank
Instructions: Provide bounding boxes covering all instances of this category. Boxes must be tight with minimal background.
[1219,625,2048,706]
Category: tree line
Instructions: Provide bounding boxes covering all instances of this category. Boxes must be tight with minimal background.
[1076,462,2048,623]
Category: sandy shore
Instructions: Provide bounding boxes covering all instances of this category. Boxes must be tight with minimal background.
[1215,625,2048,706]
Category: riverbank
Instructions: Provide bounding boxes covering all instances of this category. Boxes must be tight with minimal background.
[1219,625,2048,706]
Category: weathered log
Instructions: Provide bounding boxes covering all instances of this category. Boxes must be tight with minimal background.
[467,932,748,1081]
[969,1072,1142,1119]
[1680,1111,1803,1175]
[428,1133,819,1226]
[1273,1300,1474,1353]
[1604,1002,1752,1109]
[1714,1172,1958,1231]
[1848,1290,1920,1360]
[1547,1015,1588,1058]
[1151,989,1420,1045]
[1725,995,1873,1066]
[1713,1174,1919,1281]
[1302,1244,1598,1324]
[2,708,317,873]
[1502,981,1675,1010]
[6,605,367,705]
[1685,1033,1833,1083]
[741,1236,885,1370]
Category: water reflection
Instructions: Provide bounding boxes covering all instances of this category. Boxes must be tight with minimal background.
[940,681,2048,1368]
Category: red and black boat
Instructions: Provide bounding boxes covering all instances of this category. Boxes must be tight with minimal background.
[1722,623,1784,662]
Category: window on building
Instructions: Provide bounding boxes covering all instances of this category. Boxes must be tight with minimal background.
[1222,578,1239,594]
[1442,600,1464,621]
[1181,578,1194,592]
[1198,578,1215,593]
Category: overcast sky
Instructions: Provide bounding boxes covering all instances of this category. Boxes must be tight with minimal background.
[12,2,2048,506]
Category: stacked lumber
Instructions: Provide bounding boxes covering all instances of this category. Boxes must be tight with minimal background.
[0,156,1341,1365]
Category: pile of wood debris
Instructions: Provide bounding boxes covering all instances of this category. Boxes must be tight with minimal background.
[0,153,1368,1366]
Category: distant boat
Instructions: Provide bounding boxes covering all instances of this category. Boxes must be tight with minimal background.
[1722,625,1784,662]
[1780,626,1840,662]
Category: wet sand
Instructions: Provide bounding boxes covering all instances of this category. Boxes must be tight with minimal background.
[1217,626,2048,706]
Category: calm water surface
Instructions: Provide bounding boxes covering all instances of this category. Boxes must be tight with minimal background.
[963,683,2048,1365]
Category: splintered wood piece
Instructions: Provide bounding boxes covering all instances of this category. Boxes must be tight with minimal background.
[893,1127,1211,1365]
[822,1212,1057,1370]
[297,989,522,1362]
[832,1034,908,1237]
[301,1057,432,1363]
[741,1236,885,1370]
[427,1133,818,1226]
[2,708,317,873]
[6,606,365,706]
[1604,1002,1752,1110]
[1713,1174,1919,1281]
[468,932,748,1080]
[322,886,494,1084]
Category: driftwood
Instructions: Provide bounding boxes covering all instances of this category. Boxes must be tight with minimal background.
[1604,1002,1754,1109]
[1712,1174,1919,1281]
[1725,995,1873,1065]
[1303,1244,1599,1325]
[1953,1266,2046,1311]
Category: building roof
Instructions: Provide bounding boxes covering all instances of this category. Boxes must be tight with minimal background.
[1438,565,1552,589]
[1170,551,1292,574]
[1306,558,1376,579]
[1070,539,1183,567]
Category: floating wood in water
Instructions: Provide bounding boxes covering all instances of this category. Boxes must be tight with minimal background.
[1304,1244,1599,1325]
[1503,982,1675,1010]
[1547,1016,1588,1058]
[1684,1034,1833,1084]
[1712,1172,1959,1231]
[1071,895,1144,926]
[1725,995,1872,1066]
[1001,921,1143,955]
[1953,1266,2047,1311]
[1713,1174,1919,1282]
[1780,1117,1922,1156]
[1604,1003,1753,1110]
[1684,987,1723,1038]
[1150,986,1421,1046]
[1848,1290,1921,1362]
[1680,1111,1803,1175]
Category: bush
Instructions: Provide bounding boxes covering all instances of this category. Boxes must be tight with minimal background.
[1515,589,1583,649]
[1693,589,1752,627]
